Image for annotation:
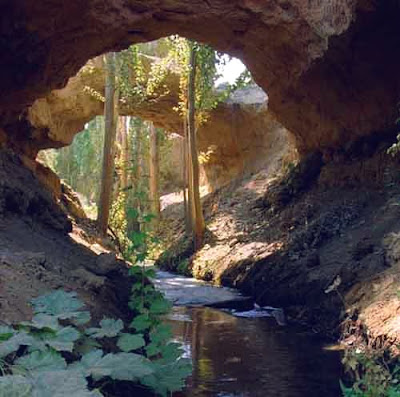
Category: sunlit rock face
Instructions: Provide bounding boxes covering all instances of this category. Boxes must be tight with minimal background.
[29,55,293,190]
[0,0,399,155]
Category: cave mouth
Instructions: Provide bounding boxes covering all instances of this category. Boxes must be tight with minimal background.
[1,0,400,157]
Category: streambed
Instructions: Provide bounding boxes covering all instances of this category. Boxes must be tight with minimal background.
[155,271,342,397]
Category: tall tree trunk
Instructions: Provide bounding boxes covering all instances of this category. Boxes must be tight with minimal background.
[187,42,205,250]
[182,119,192,234]
[120,116,129,191]
[98,52,118,236]
[149,122,160,228]
[128,119,142,233]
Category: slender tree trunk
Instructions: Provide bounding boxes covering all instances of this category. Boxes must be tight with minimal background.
[182,119,192,234]
[98,52,118,236]
[187,42,205,250]
[120,116,129,191]
[149,122,160,228]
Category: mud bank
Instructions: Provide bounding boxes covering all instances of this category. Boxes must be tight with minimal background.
[157,135,400,345]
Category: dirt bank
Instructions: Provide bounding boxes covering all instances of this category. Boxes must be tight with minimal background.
[0,149,131,325]
[157,134,400,345]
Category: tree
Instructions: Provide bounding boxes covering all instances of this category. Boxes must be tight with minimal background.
[149,122,161,228]
[187,42,205,250]
[98,52,119,236]
[119,116,130,191]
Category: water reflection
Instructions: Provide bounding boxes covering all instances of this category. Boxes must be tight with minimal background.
[168,307,342,397]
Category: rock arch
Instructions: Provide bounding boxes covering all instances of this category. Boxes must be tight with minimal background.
[0,0,400,153]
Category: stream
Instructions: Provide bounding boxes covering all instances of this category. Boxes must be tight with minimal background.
[154,271,343,397]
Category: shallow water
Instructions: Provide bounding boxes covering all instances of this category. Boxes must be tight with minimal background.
[168,307,342,397]
[155,271,342,397]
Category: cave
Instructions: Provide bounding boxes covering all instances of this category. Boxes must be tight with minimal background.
[0,0,400,156]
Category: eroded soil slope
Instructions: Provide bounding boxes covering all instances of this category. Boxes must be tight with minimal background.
[158,135,400,344]
[0,150,130,325]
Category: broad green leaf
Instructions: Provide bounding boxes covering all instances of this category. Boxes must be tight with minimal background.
[86,318,123,338]
[31,369,100,397]
[0,326,14,342]
[142,213,156,223]
[130,314,152,332]
[142,358,192,396]
[75,351,153,381]
[127,208,139,220]
[150,324,172,345]
[45,327,80,352]
[149,299,172,315]
[21,314,60,331]
[0,375,31,397]
[159,343,184,363]
[69,349,104,376]
[31,290,84,319]
[136,253,147,263]
[0,332,37,358]
[128,266,143,276]
[144,267,156,279]
[145,341,161,358]
[70,311,91,326]
[74,336,101,355]
[117,333,145,352]
[15,349,67,373]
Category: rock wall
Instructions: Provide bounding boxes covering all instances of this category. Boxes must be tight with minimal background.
[29,56,295,190]
[0,1,399,156]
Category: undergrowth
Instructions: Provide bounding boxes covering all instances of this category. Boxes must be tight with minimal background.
[0,283,191,396]
[341,347,400,396]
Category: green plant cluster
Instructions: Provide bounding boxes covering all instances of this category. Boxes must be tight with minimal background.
[0,286,191,396]
[341,349,400,397]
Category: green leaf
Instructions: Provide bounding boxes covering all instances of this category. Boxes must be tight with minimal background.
[31,290,84,319]
[130,314,152,332]
[74,351,153,381]
[149,299,172,315]
[70,311,91,326]
[150,324,172,345]
[127,208,139,220]
[15,349,67,373]
[45,327,80,352]
[117,333,145,352]
[159,343,183,363]
[142,358,192,396]
[144,267,156,279]
[0,326,14,342]
[31,369,100,397]
[21,314,60,331]
[0,375,32,397]
[128,266,143,276]
[0,332,38,358]
[136,253,147,263]
[74,336,101,355]
[86,318,123,338]
[142,213,156,223]
[145,342,161,358]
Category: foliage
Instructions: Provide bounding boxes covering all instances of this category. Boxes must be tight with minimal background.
[341,348,400,397]
[0,288,191,396]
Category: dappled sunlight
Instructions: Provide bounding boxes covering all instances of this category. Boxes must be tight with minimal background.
[160,185,210,210]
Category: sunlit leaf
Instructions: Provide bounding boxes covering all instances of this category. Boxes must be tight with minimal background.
[31,290,84,319]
